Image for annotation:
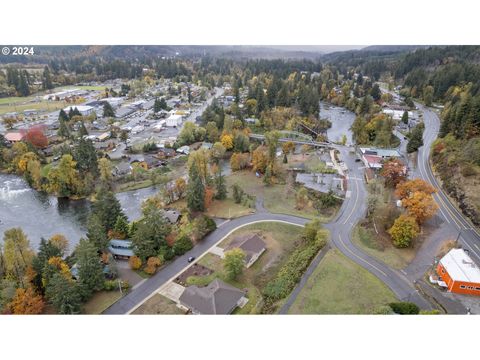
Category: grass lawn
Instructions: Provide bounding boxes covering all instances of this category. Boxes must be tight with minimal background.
[225,170,332,221]
[115,179,153,193]
[0,100,69,115]
[187,222,304,314]
[205,198,255,219]
[351,224,416,270]
[289,249,397,314]
[132,294,185,315]
[82,291,123,314]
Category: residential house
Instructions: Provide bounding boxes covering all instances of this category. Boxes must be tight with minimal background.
[114,162,132,177]
[164,209,181,224]
[226,233,266,268]
[436,248,480,296]
[108,239,134,259]
[155,147,176,159]
[179,279,248,314]
[4,131,26,143]
[176,145,190,155]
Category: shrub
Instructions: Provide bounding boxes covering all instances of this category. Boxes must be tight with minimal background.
[129,255,142,270]
[388,302,420,314]
[144,256,163,275]
[173,235,194,256]
[262,226,328,312]
[231,183,244,203]
[104,279,130,291]
[158,246,175,261]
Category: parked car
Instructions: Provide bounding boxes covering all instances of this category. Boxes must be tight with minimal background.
[187,256,195,263]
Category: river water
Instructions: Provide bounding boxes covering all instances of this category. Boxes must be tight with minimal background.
[0,173,160,250]
[321,102,355,145]
[0,103,353,250]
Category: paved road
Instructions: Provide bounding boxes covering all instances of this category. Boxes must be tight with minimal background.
[279,146,432,313]
[106,145,433,314]
[104,213,309,314]
[415,104,480,263]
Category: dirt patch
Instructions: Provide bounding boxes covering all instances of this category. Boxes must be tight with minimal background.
[174,263,213,286]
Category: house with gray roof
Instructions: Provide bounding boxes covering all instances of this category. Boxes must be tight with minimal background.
[226,233,266,268]
[179,279,247,314]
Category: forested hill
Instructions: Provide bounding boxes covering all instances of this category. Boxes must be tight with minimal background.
[388,45,480,225]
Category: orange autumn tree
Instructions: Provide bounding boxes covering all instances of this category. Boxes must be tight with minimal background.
[8,287,45,314]
[252,145,268,173]
[401,191,439,224]
[381,159,407,188]
[395,178,436,199]
[204,187,215,209]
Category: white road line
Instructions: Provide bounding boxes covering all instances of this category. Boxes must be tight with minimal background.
[338,234,387,277]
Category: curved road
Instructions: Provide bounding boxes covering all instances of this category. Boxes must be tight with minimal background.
[104,212,309,314]
[109,105,480,314]
[415,104,480,262]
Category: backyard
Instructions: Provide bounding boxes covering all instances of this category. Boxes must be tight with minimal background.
[184,222,305,314]
[288,249,397,314]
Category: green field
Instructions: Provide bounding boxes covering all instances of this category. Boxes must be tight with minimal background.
[351,225,416,270]
[289,249,397,314]
[82,291,123,314]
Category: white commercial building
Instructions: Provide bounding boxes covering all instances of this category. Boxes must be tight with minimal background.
[63,105,95,116]
[166,114,183,127]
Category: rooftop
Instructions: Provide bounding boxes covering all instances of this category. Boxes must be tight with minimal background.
[440,248,480,283]
[179,279,246,314]
[226,233,266,264]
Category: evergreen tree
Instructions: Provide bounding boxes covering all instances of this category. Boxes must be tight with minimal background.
[92,189,126,231]
[78,122,88,137]
[73,138,98,176]
[31,238,62,293]
[58,109,69,122]
[86,213,109,251]
[214,167,227,200]
[402,110,409,124]
[370,84,381,101]
[103,102,115,118]
[132,207,170,261]
[45,273,81,314]
[42,66,53,90]
[186,162,205,211]
[57,119,71,139]
[113,215,129,238]
[407,123,425,153]
[75,238,104,300]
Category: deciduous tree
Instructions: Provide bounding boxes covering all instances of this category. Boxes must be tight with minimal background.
[223,248,245,280]
[388,214,419,248]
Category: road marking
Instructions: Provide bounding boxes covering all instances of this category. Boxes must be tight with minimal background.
[125,219,306,315]
[345,190,351,199]
[342,175,359,225]
[462,240,480,260]
[338,234,387,277]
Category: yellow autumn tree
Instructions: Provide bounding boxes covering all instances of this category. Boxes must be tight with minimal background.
[388,214,419,248]
[221,134,234,150]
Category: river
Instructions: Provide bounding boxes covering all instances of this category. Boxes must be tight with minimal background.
[320,102,355,145]
[0,102,353,250]
[0,173,161,250]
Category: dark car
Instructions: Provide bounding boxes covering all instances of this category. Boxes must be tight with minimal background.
[188,256,195,263]
[355,158,361,162]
